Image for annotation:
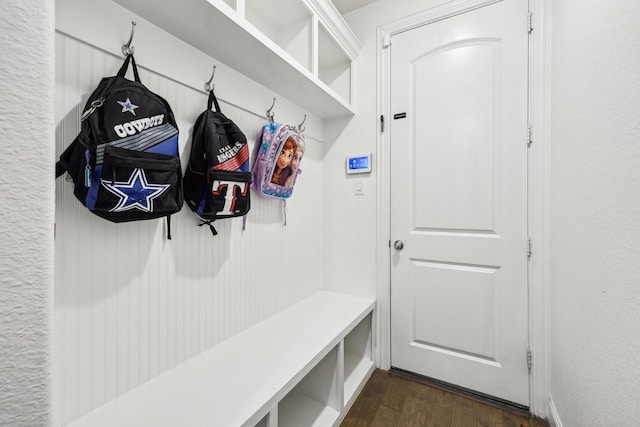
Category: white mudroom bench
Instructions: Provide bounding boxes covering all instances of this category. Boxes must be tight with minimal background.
[66,291,376,427]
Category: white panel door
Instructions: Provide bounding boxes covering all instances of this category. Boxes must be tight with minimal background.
[389,0,530,405]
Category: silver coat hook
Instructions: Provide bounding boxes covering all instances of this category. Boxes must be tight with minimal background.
[205,65,217,92]
[298,114,306,133]
[122,21,137,56]
[266,97,276,120]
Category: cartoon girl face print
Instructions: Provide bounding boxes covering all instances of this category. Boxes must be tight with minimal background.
[271,137,297,185]
[284,145,304,188]
[291,148,303,172]
[277,146,294,170]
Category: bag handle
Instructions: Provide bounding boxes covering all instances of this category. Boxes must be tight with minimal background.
[207,90,222,113]
[117,54,141,83]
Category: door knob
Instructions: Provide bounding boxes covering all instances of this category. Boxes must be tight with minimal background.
[393,240,404,250]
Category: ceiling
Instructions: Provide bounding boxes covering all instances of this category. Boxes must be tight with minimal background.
[331,0,379,15]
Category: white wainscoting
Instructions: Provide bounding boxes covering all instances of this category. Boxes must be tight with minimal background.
[54,32,324,426]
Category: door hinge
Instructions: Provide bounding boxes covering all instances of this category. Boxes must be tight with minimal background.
[527,347,533,373]
[380,115,385,133]
[382,33,391,49]
[527,125,532,147]
[527,237,532,258]
[527,13,533,33]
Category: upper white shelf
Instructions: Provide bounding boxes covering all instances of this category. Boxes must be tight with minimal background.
[112,0,362,119]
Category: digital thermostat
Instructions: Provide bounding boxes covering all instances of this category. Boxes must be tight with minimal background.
[346,153,372,174]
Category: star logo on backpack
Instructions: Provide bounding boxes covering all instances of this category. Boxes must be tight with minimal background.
[117,97,139,116]
[101,168,170,212]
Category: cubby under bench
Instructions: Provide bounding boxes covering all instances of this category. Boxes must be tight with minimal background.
[66,291,376,427]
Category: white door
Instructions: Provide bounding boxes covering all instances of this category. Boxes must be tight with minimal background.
[389,0,530,405]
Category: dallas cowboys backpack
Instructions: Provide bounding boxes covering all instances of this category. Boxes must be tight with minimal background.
[251,121,305,199]
[55,54,183,237]
[182,90,251,235]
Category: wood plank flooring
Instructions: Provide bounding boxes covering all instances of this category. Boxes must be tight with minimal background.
[341,370,549,427]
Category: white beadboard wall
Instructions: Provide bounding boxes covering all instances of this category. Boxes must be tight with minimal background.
[53,32,324,426]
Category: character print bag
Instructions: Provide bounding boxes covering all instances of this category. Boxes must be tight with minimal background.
[183,90,251,235]
[251,120,305,225]
[55,54,183,238]
[251,121,305,199]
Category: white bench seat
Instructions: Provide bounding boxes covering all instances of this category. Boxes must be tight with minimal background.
[67,291,376,427]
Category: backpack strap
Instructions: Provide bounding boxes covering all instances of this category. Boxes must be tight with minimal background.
[198,219,218,236]
[207,90,221,113]
[282,200,287,227]
[117,54,141,83]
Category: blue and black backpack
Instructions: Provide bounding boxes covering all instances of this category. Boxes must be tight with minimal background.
[55,54,183,237]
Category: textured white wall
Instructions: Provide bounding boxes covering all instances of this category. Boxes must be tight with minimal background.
[549,1,640,425]
[0,0,55,426]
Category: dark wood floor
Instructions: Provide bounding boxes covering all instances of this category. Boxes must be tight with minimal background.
[341,370,549,427]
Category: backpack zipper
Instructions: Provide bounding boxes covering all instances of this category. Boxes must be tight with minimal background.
[84,150,92,187]
[81,97,105,121]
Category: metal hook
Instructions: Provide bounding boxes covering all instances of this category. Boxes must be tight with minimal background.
[204,65,217,92]
[266,97,276,120]
[122,21,137,56]
[297,114,306,133]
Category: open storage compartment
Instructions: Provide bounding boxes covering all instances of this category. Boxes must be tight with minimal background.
[279,347,341,427]
[254,413,270,427]
[318,21,352,104]
[343,312,374,406]
[245,0,313,72]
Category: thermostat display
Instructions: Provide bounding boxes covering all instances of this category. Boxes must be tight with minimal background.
[346,153,372,174]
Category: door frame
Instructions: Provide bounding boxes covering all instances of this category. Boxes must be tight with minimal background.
[374,0,551,417]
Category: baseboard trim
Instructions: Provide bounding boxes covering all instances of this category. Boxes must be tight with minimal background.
[547,394,564,427]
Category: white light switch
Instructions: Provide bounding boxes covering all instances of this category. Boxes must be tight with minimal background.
[354,179,365,195]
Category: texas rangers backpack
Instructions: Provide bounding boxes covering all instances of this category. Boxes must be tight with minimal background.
[182,90,251,235]
[251,120,305,224]
[55,54,183,238]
